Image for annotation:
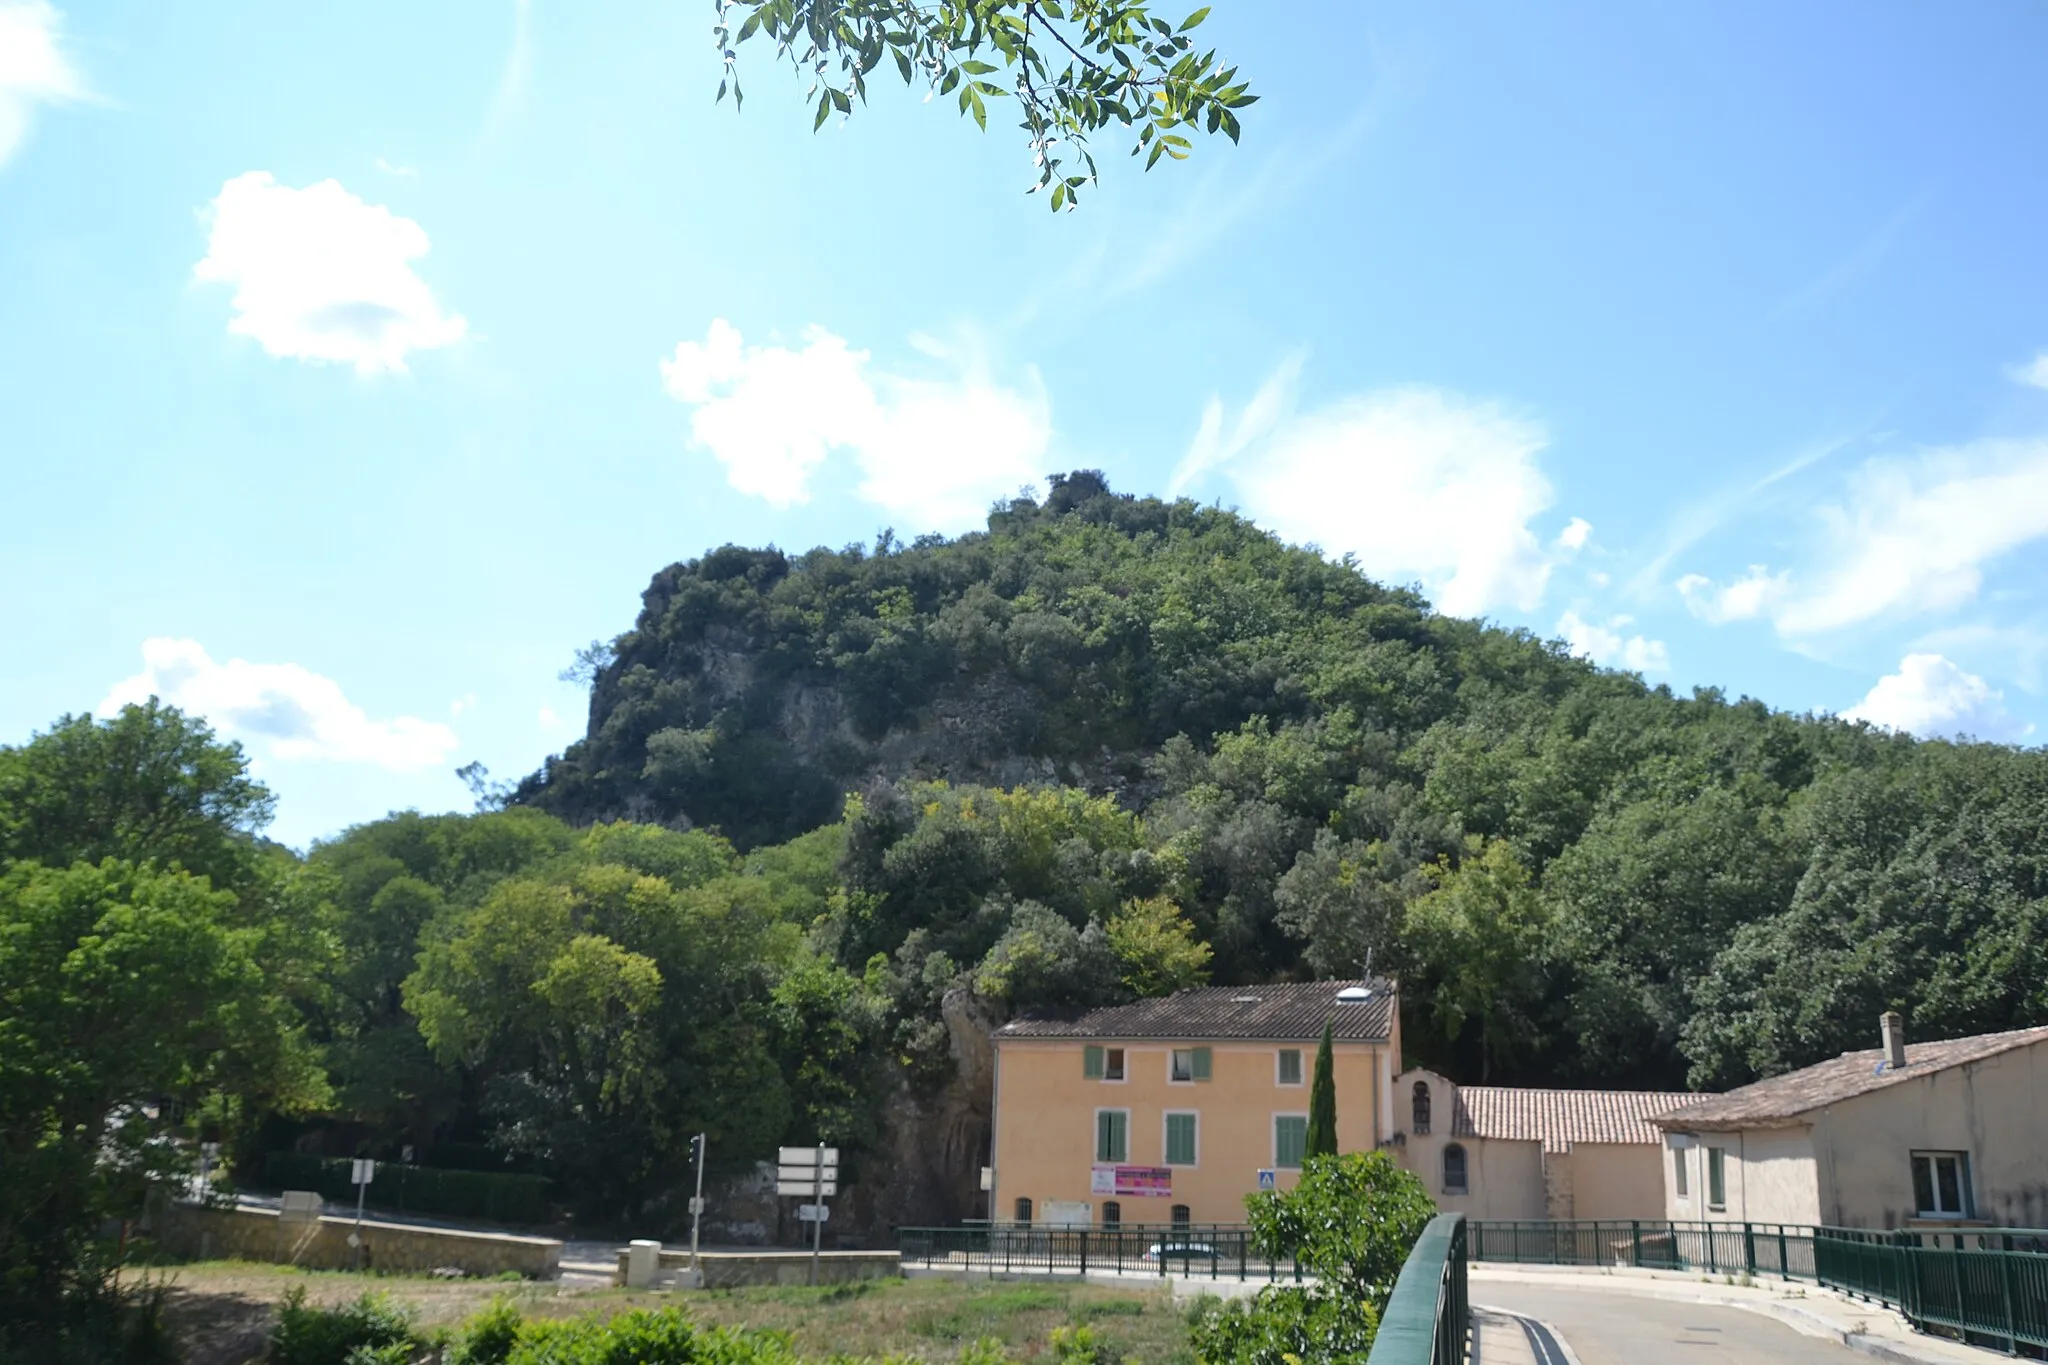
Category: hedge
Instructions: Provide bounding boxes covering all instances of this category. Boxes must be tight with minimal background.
[260,1152,554,1225]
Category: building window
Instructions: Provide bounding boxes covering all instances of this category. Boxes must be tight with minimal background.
[1171,1204,1191,1231]
[1412,1081,1432,1135]
[1095,1109,1129,1164]
[1442,1143,1469,1195]
[1014,1197,1033,1225]
[1277,1049,1303,1085]
[1101,1201,1121,1228]
[1165,1112,1198,1166]
[1275,1115,1308,1169]
[1912,1151,1972,1219]
[1707,1147,1727,1211]
[1170,1047,1212,1083]
[1105,1047,1126,1081]
[1084,1045,1127,1081]
[1673,1145,1689,1200]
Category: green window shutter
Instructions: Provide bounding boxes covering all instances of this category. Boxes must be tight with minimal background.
[1166,1114,1197,1166]
[1192,1046,1212,1081]
[1084,1045,1104,1079]
[1276,1116,1307,1169]
[1097,1110,1128,1163]
[1278,1050,1302,1085]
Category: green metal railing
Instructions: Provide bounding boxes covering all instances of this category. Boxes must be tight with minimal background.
[1365,1212,1468,1365]
[1471,1220,2048,1358]
[897,1222,1302,1282]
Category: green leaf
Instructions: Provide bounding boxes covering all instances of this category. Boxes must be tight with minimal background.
[814,88,832,130]
[968,86,987,130]
[1180,6,1211,30]
[893,47,913,83]
[1051,181,1067,211]
[961,60,997,75]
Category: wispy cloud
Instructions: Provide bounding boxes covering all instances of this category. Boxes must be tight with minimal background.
[1168,348,1307,495]
[1555,610,1670,674]
[1763,189,1929,325]
[0,0,86,169]
[482,0,533,140]
[2008,352,2048,392]
[374,156,420,179]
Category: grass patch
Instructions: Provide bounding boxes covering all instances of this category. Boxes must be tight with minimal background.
[157,1265,1190,1365]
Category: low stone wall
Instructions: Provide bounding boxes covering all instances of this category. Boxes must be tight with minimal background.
[614,1248,902,1288]
[161,1203,561,1278]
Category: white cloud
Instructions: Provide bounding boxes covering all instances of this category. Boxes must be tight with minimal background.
[450,693,477,716]
[1555,610,1670,674]
[1843,653,2033,743]
[98,638,460,772]
[1556,517,1592,553]
[1170,350,1306,496]
[193,171,468,374]
[1193,381,1562,617]
[0,1,84,168]
[2011,353,2048,391]
[538,706,562,729]
[374,156,419,179]
[659,319,1050,531]
[1677,564,1793,624]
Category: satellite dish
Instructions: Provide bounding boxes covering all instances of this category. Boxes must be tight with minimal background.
[1335,985,1373,1004]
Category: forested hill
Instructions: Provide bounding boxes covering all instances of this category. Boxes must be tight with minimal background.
[522,471,2048,1094]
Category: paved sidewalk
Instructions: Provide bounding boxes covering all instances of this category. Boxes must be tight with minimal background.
[1472,1264,2004,1365]
[1472,1304,1570,1365]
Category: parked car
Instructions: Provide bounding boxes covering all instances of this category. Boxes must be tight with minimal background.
[1142,1241,1219,1262]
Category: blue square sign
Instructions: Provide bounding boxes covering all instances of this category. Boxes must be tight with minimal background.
[1257,1169,1276,1190]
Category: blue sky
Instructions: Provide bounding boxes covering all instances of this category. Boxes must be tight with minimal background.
[5,0,2048,847]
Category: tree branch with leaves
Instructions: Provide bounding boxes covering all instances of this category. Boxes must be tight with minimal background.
[711,0,1257,210]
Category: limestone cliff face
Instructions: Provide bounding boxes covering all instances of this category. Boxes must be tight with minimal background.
[847,987,1003,1239]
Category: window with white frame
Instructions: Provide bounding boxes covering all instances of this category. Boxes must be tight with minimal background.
[1672,1144,1689,1200]
[1707,1146,1727,1211]
[1104,1047,1126,1081]
[1095,1109,1129,1163]
[1170,1047,1211,1083]
[1912,1151,1972,1219]
[1277,1049,1303,1085]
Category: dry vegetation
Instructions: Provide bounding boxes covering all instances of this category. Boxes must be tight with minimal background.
[157,1263,1197,1365]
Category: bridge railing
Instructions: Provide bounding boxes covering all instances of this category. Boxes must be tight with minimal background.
[1469,1219,2048,1358]
[1364,1212,1468,1365]
[895,1222,1302,1282]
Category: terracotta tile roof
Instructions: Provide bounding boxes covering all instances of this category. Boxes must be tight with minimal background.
[1449,1087,1695,1154]
[995,980,1394,1043]
[1651,1024,2048,1132]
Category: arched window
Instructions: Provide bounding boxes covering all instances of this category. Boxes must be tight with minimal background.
[1101,1201,1121,1228]
[1412,1081,1433,1134]
[1442,1144,1468,1195]
[1014,1197,1033,1226]
[1171,1204,1191,1231]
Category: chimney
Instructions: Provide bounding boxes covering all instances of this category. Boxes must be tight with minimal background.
[1881,1011,1907,1070]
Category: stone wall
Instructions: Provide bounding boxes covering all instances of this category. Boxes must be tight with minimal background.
[615,1247,902,1289]
[160,1203,561,1277]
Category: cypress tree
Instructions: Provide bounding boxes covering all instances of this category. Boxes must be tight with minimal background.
[1305,1018,1338,1158]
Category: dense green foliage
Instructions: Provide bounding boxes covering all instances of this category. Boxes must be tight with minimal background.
[1191,1151,1434,1363]
[525,473,2048,1091]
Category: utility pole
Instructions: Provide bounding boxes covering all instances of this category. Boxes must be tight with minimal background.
[689,1133,707,1273]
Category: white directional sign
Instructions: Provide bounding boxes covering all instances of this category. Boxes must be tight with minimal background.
[797,1204,830,1222]
[351,1158,376,1186]
[779,1146,839,1166]
[777,1179,838,1197]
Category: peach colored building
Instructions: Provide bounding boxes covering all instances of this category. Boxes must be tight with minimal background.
[989,981,1398,1226]
[1393,1069,1693,1220]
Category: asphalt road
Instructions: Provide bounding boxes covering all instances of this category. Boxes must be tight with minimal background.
[1474,1281,1872,1365]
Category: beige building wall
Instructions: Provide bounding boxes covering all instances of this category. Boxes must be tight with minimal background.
[1567,1143,1668,1221]
[1663,1037,2048,1229]
[991,1037,1391,1226]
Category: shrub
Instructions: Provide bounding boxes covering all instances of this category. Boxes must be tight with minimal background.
[503,1309,800,1365]
[269,1287,427,1365]
[448,1300,525,1365]
[1049,1323,1122,1365]
[1187,1288,1378,1365]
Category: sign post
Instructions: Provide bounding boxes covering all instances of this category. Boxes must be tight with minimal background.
[349,1159,375,1270]
[688,1133,707,1273]
[776,1146,839,1286]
